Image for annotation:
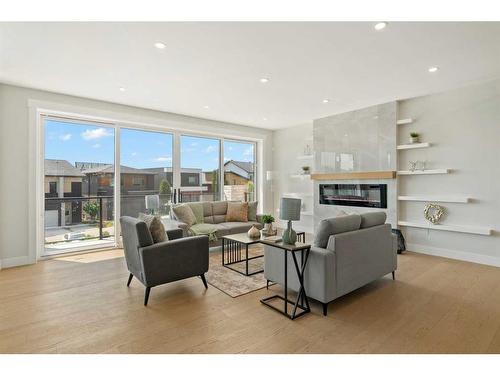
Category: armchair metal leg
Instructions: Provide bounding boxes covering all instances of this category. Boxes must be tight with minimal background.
[200,274,208,289]
[266,280,269,289]
[392,271,395,280]
[144,287,151,306]
[322,302,328,316]
[126,273,133,287]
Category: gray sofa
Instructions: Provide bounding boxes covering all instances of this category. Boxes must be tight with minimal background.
[264,212,397,316]
[120,216,209,306]
[165,201,263,246]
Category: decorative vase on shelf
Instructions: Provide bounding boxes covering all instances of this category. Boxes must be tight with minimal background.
[247,225,261,239]
[410,133,420,144]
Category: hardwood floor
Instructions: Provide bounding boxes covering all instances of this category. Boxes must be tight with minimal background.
[2,249,500,353]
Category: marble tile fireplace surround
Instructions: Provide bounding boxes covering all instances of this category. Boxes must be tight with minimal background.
[312,101,397,228]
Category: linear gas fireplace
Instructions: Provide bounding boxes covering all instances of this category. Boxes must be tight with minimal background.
[319,184,387,208]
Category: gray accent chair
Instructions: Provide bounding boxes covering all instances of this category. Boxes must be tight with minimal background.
[264,212,397,316]
[120,216,209,306]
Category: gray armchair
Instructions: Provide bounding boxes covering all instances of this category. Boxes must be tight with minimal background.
[120,216,209,306]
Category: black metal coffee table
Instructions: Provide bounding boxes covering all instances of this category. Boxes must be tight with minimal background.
[221,233,264,276]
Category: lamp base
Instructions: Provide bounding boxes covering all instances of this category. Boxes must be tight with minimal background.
[282,220,297,245]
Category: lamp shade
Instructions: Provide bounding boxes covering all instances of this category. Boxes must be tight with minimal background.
[279,197,301,221]
[145,195,160,210]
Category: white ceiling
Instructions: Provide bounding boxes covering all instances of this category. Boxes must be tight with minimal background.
[1,22,499,129]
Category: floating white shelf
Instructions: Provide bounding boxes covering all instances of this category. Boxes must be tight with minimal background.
[398,221,492,236]
[397,169,449,175]
[289,174,311,179]
[283,193,313,198]
[398,196,470,203]
[296,154,314,160]
[397,118,414,125]
[397,142,430,150]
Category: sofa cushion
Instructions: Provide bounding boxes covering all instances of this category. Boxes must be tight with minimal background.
[138,213,168,243]
[212,201,228,224]
[213,223,232,237]
[247,201,258,221]
[172,204,197,226]
[187,202,204,224]
[201,202,213,222]
[219,221,263,235]
[313,214,361,248]
[226,202,249,222]
[360,212,387,229]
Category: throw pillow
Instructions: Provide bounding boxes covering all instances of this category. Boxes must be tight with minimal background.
[226,202,249,222]
[138,213,168,243]
[172,204,197,226]
[247,201,258,221]
[188,203,204,224]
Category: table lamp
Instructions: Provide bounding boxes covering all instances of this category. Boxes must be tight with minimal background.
[280,197,301,244]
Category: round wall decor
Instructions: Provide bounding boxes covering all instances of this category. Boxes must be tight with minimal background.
[424,203,445,224]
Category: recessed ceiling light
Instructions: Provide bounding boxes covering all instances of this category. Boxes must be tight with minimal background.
[154,42,166,49]
[119,87,125,92]
[259,77,270,83]
[322,99,330,104]
[428,66,439,73]
[374,22,388,31]
[203,105,210,109]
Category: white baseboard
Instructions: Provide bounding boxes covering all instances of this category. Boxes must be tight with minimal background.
[0,256,32,269]
[407,243,500,268]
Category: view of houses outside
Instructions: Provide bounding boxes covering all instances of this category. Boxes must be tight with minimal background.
[44,119,256,252]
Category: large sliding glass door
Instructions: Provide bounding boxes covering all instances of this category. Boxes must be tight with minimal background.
[41,113,258,256]
[223,139,256,202]
[43,117,115,255]
[179,135,221,202]
[120,128,173,218]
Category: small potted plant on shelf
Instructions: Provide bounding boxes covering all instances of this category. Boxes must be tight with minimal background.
[261,214,276,235]
[302,166,310,175]
[410,132,420,144]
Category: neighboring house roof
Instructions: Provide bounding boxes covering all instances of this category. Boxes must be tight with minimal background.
[224,160,254,180]
[225,160,254,174]
[81,164,156,175]
[45,159,84,177]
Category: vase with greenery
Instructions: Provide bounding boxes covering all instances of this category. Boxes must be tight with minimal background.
[410,132,420,144]
[302,166,310,175]
[261,214,275,233]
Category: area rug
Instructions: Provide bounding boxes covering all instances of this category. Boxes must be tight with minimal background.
[206,245,268,298]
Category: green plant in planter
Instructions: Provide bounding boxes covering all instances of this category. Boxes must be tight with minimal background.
[302,166,310,174]
[410,132,419,138]
[261,214,275,224]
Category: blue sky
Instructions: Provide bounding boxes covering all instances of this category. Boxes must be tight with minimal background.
[45,120,254,171]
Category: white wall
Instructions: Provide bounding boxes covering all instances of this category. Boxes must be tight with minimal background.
[272,123,314,233]
[272,78,500,267]
[0,83,273,267]
[398,79,500,265]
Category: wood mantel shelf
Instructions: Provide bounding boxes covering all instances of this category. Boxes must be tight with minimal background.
[310,171,397,180]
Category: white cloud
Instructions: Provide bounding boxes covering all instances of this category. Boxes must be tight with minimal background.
[131,152,138,156]
[204,145,217,153]
[223,157,230,162]
[243,146,254,157]
[92,143,101,148]
[59,133,72,141]
[154,156,172,162]
[81,128,113,141]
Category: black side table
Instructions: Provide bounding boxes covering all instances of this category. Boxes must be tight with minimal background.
[260,240,311,320]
